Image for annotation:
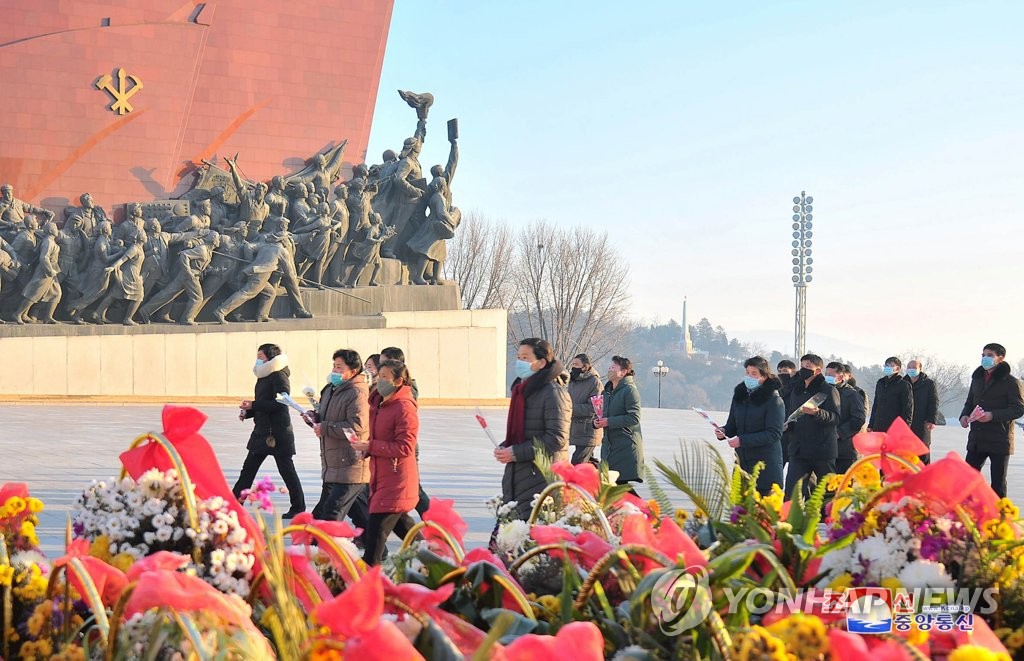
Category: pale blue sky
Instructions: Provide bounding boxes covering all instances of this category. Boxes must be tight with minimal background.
[367,1,1024,366]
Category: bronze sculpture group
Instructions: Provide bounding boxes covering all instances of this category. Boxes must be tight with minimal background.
[0,91,461,326]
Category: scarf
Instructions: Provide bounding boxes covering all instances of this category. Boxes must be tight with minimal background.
[504,361,560,445]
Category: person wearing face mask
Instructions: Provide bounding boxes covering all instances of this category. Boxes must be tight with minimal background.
[310,349,370,527]
[493,338,571,521]
[776,360,797,387]
[567,353,603,465]
[826,362,867,474]
[594,355,645,491]
[375,346,431,517]
[867,357,914,433]
[715,356,784,495]
[904,358,940,464]
[232,343,306,518]
[364,353,381,389]
[960,343,1024,498]
[782,354,841,499]
[350,359,420,565]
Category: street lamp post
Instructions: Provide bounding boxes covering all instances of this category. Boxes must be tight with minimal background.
[651,360,670,408]
[790,192,814,359]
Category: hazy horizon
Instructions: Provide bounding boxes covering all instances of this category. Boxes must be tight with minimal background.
[367,1,1024,365]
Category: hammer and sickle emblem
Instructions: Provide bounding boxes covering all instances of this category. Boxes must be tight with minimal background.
[95,67,144,115]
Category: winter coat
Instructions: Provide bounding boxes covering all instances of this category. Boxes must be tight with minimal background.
[600,375,645,483]
[245,355,296,456]
[783,374,841,461]
[721,377,784,494]
[836,382,868,460]
[568,368,603,448]
[906,373,940,446]
[368,384,420,513]
[868,374,913,432]
[961,362,1024,455]
[502,363,571,520]
[317,372,370,484]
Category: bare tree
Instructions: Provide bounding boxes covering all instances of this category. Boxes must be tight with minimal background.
[904,350,970,410]
[509,220,633,362]
[442,211,515,309]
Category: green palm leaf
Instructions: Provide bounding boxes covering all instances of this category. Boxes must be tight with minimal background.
[653,439,732,521]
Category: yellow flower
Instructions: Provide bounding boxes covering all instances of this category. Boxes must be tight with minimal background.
[880,577,902,593]
[828,573,854,590]
[761,484,785,514]
[862,510,880,536]
[26,497,44,514]
[50,644,87,661]
[995,521,1016,541]
[0,565,13,586]
[948,645,1011,661]
[852,463,881,488]
[998,498,1020,520]
[4,496,26,515]
[110,553,135,573]
[20,520,39,546]
[90,535,113,562]
[765,612,829,659]
[907,617,929,647]
[673,508,689,526]
[823,473,844,492]
[18,638,54,659]
[537,594,561,621]
[730,625,789,661]
[27,602,49,637]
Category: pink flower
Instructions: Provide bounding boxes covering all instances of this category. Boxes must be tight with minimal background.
[422,498,468,551]
[551,461,600,496]
[620,514,707,571]
[504,621,604,661]
[530,526,614,569]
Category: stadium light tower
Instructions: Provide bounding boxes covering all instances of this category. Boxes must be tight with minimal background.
[790,192,814,359]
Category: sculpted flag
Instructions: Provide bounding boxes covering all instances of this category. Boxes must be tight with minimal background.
[119,405,264,554]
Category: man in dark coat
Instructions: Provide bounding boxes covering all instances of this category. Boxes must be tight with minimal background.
[567,354,602,465]
[826,362,867,474]
[960,343,1024,498]
[782,354,841,499]
[868,356,914,433]
[232,344,306,517]
[905,358,941,464]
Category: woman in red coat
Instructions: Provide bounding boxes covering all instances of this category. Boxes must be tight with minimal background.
[351,359,419,565]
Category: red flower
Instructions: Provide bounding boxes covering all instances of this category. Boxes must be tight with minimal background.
[54,553,127,608]
[530,526,614,569]
[283,547,333,611]
[0,482,28,506]
[828,629,912,660]
[384,578,455,612]
[853,418,929,476]
[119,405,264,558]
[125,568,261,638]
[313,566,424,659]
[886,452,1000,524]
[620,514,707,571]
[289,512,360,543]
[551,461,601,497]
[461,547,507,569]
[504,621,604,661]
[125,550,189,580]
[422,498,469,551]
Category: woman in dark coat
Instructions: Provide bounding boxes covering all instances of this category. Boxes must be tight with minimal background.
[493,338,571,521]
[231,343,306,518]
[568,353,603,465]
[351,359,419,565]
[595,355,644,488]
[716,356,785,496]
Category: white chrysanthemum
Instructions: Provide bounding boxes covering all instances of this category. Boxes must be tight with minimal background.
[898,559,954,589]
[817,545,854,580]
[210,549,226,568]
[155,526,173,542]
[854,534,910,583]
[495,520,531,555]
[212,520,229,536]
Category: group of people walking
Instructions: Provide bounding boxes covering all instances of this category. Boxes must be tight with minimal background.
[228,336,1023,560]
[719,343,1024,499]
[231,343,425,565]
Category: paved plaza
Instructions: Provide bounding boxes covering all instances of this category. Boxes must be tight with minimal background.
[1,404,1017,555]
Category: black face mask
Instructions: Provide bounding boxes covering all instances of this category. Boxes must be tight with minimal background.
[798,367,816,381]
[569,367,583,380]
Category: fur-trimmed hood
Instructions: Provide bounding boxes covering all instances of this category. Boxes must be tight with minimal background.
[732,375,782,405]
[971,360,1012,383]
[254,353,289,379]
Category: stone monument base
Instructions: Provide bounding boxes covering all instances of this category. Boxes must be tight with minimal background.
[0,309,508,403]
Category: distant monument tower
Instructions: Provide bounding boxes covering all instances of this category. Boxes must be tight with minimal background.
[681,297,695,356]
